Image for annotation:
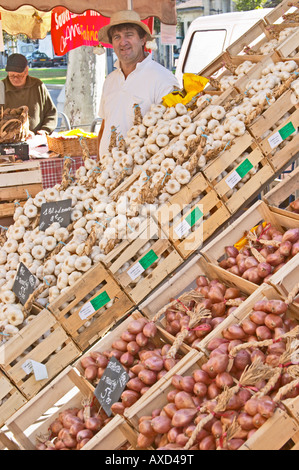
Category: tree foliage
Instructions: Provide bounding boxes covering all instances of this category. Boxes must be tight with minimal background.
[233,0,268,11]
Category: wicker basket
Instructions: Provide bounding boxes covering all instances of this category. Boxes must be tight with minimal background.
[0,106,30,144]
[46,134,98,157]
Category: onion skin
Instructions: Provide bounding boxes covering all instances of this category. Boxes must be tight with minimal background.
[110,402,125,415]
[266,251,286,267]
[84,365,98,381]
[151,415,172,434]
[128,319,146,335]
[80,356,96,369]
[138,369,157,385]
[257,262,272,279]
[225,246,239,258]
[142,322,157,338]
[282,228,299,244]
[171,408,197,427]
[144,355,164,372]
[84,417,103,432]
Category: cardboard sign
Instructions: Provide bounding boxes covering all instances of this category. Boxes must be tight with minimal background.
[12,262,37,305]
[94,357,130,417]
[39,199,72,231]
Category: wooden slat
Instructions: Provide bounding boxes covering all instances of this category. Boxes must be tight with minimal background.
[48,262,134,351]
[262,166,299,207]
[201,200,283,265]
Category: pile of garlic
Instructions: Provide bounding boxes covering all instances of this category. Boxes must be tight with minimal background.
[218,60,255,91]
[258,27,299,56]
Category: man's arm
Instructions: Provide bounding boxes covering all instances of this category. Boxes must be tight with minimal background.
[97,119,105,162]
[39,84,58,134]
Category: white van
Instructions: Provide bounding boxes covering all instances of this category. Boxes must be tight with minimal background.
[175,9,273,87]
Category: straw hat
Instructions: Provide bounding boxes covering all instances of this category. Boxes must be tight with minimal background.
[98,10,153,44]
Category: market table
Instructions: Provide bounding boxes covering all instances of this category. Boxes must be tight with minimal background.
[38,154,97,189]
[28,140,97,189]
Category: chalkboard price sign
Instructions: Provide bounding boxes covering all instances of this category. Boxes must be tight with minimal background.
[94,357,130,417]
[39,199,72,231]
[12,262,37,305]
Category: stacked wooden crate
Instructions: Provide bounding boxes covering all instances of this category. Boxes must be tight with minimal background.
[201,200,299,289]
[48,261,134,351]
[103,217,183,304]
[124,300,299,451]
[263,165,299,218]
[0,308,81,400]
[0,161,42,226]
[153,173,230,258]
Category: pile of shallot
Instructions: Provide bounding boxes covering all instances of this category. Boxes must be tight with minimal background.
[219,225,299,284]
[163,277,247,347]
[80,316,183,415]
[36,405,111,450]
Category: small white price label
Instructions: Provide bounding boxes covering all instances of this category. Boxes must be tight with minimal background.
[225,171,242,189]
[79,302,95,320]
[268,132,283,149]
[174,219,192,238]
[127,262,145,281]
[22,359,48,381]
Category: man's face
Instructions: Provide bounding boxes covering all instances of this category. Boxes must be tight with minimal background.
[111,26,145,67]
[7,67,28,88]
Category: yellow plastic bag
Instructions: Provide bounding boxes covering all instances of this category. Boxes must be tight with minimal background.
[234,221,268,251]
[57,128,97,139]
[162,73,209,107]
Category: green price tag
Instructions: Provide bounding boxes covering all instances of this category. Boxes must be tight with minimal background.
[279,122,296,140]
[185,207,203,227]
[139,249,158,270]
[90,291,111,311]
[236,158,253,178]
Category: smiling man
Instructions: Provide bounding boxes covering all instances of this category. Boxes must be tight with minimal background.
[97,10,179,159]
[2,53,58,136]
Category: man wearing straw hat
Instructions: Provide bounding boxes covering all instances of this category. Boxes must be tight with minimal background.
[97,9,179,159]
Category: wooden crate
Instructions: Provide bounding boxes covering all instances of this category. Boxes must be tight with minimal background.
[0,370,27,428]
[138,254,257,354]
[74,311,193,409]
[202,131,275,215]
[82,415,138,450]
[48,261,134,351]
[201,200,299,290]
[263,165,299,218]
[124,349,205,432]
[275,27,299,59]
[248,88,299,172]
[198,283,299,354]
[0,308,81,400]
[5,366,95,450]
[0,161,42,218]
[153,173,230,259]
[263,0,298,25]
[240,407,299,450]
[285,395,299,423]
[198,51,263,90]
[226,19,273,58]
[0,430,20,450]
[103,217,183,304]
[139,253,257,320]
[268,252,299,299]
[75,310,190,374]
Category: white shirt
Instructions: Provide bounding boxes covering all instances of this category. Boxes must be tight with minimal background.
[98,54,179,157]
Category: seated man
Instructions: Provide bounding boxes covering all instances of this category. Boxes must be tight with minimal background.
[2,53,58,135]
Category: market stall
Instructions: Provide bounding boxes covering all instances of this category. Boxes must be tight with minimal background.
[0,0,299,453]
